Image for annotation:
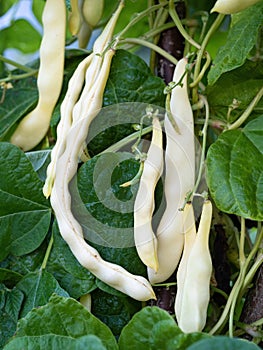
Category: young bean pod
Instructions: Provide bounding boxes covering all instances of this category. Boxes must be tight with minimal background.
[43,53,95,198]
[10,0,66,151]
[211,0,261,14]
[174,202,196,325]
[69,0,81,35]
[134,116,163,272]
[148,58,195,284]
[175,200,213,333]
[82,0,104,28]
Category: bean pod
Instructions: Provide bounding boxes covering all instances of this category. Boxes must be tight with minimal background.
[211,0,261,14]
[134,116,163,272]
[148,58,195,284]
[11,0,66,151]
[175,200,213,333]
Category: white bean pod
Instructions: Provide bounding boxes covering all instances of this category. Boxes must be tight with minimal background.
[69,0,82,35]
[134,116,163,272]
[174,202,196,325]
[176,200,213,333]
[148,58,195,284]
[50,3,155,301]
[43,53,95,198]
[11,0,66,151]
[211,0,262,14]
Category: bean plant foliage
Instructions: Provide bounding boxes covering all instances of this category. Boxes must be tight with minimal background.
[0,0,263,349]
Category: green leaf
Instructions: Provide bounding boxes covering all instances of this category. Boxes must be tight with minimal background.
[0,76,38,141]
[207,116,263,220]
[16,270,69,318]
[4,334,107,350]
[0,239,48,276]
[104,50,165,107]
[0,143,51,260]
[207,2,263,85]
[26,150,51,181]
[75,153,147,275]
[0,284,24,349]
[0,19,41,54]
[118,306,175,349]
[91,289,141,337]
[31,0,45,25]
[206,60,263,122]
[0,268,22,287]
[0,0,18,16]
[118,306,209,350]
[186,336,261,350]
[14,294,118,350]
[47,222,96,299]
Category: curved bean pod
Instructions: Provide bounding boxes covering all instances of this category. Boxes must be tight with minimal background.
[174,202,196,325]
[134,116,163,271]
[211,0,261,14]
[176,200,213,333]
[11,0,66,151]
[69,0,82,35]
[43,53,95,198]
[148,58,195,284]
[51,50,155,301]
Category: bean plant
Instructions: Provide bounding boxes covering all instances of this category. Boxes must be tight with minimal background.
[0,0,262,349]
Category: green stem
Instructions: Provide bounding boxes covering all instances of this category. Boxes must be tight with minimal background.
[0,54,37,73]
[185,95,209,203]
[227,86,263,130]
[242,253,263,291]
[192,13,225,103]
[229,218,246,337]
[210,227,263,335]
[41,234,54,270]
[118,38,178,66]
[116,1,168,39]
[168,0,201,50]
[0,70,38,83]
[189,51,211,88]
[101,124,156,154]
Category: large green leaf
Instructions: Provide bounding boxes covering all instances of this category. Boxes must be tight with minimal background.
[0,76,38,141]
[76,153,147,275]
[91,289,141,337]
[207,116,263,220]
[118,306,208,350]
[0,143,51,260]
[16,270,69,318]
[13,294,118,350]
[187,336,261,350]
[0,284,24,349]
[208,2,263,85]
[47,222,96,299]
[0,19,41,54]
[104,50,165,107]
[4,334,107,350]
[206,60,263,122]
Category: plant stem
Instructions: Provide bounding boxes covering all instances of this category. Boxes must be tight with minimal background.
[116,1,169,39]
[192,13,225,103]
[101,124,154,154]
[41,234,54,270]
[168,0,201,50]
[227,86,263,130]
[210,226,263,335]
[0,54,37,73]
[118,38,178,66]
[185,95,209,203]
[229,218,246,337]
[0,70,38,83]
